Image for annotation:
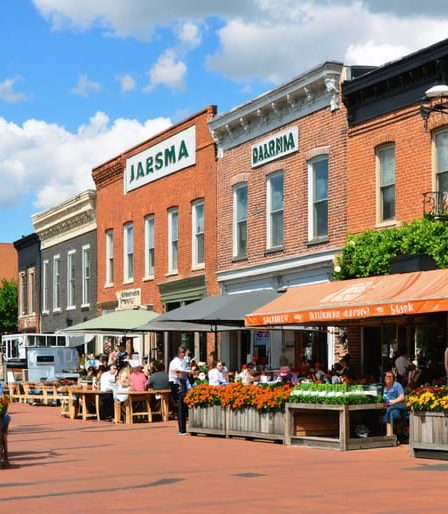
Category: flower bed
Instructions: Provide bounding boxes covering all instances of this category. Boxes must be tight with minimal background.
[288,383,383,405]
[407,387,448,459]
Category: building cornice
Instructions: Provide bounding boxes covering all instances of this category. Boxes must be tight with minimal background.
[208,62,345,153]
[32,190,97,249]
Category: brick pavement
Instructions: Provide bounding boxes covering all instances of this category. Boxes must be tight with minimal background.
[1,402,446,513]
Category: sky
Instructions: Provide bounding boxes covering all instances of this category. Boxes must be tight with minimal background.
[1,0,448,244]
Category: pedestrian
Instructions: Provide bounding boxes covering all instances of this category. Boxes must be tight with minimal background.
[169,346,191,435]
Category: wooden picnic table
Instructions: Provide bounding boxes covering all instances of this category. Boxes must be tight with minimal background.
[114,389,171,425]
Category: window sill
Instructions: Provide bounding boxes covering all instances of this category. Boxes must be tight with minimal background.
[307,236,329,247]
[42,310,50,316]
[122,279,134,285]
[66,306,76,311]
[52,308,62,314]
[104,283,114,289]
[232,254,248,263]
[166,271,178,277]
[81,303,90,310]
[265,245,284,256]
[142,275,155,282]
[375,219,396,229]
[191,263,205,271]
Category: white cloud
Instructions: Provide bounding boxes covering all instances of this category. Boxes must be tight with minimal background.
[177,22,201,51]
[71,74,102,97]
[117,73,136,93]
[0,113,171,209]
[146,50,187,91]
[0,77,28,103]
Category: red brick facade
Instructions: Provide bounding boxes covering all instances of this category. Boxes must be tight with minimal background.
[92,106,218,314]
[216,107,348,273]
[0,243,18,282]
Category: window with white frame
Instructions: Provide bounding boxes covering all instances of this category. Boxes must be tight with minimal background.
[82,245,91,306]
[435,130,448,193]
[123,223,134,282]
[168,208,179,273]
[67,250,76,309]
[53,255,61,311]
[233,183,247,258]
[192,200,204,267]
[144,215,155,277]
[28,269,35,314]
[19,271,27,316]
[42,259,49,313]
[105,230,114,285]
[266,172,283,249]
[308,156,329,239]
[377,145,395,222]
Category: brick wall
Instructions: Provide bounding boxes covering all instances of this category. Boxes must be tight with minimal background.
[93,106,218,313]
[0,243,18,281]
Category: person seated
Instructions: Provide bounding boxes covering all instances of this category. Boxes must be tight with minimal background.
[310,361,326,382]
[405,362,422,393]
[130,361,148,392]
[276,366,298,385]
[240,363,257,385]
[148,361,170,390]
[330,363,344,384]
[383,371,407,437]
[208,361,229,386]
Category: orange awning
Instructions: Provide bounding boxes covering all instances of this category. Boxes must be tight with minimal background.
[245,268,448,327]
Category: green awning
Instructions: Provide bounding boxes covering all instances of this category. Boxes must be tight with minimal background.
[59,309,159,334]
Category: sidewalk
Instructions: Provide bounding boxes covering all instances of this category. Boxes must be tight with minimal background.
[1,402,446,513]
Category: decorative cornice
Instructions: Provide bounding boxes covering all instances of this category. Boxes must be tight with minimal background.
[32,190,96,248]
[208,62,344,152]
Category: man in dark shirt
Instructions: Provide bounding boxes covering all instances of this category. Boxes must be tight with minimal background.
[148,361,170,390]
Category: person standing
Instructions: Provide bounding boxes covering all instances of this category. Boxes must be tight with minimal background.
[169,346,190,435]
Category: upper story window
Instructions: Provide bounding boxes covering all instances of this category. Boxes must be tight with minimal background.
[435,130,448,193]
[42,260,49,313]
[28,269,35,315]
[53,255,61,311]
[308,156,329,240]
[19,271,28,316]
[105,229,114,286]
[168,208,179,273]
[377,144,395,222]
[233,183,248,259]
[266,171,283,249]
[144,215,155,278]
[67,250,76,309]
[82,245,91,306]
[123,223,134,282]
[192,200,204,267]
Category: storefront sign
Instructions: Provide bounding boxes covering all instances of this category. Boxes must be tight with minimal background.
[116,288,141,310]
[125,126,196,192]
[251,127,298,168]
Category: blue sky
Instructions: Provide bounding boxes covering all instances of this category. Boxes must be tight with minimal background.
[1,0,448,243]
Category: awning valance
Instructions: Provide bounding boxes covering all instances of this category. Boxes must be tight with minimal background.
[245,269,448,327]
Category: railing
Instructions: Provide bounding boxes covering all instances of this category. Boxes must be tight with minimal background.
[422,191,448,220]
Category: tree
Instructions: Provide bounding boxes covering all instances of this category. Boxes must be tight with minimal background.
[0,279,18,334]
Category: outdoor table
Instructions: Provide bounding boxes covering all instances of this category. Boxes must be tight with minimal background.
[284,402,397,450]
[114,390,171,424]
[70,388,101,421]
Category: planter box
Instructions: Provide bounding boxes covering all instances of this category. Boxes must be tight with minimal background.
[187,406,285,441]
[188,405,226,436]
[410,411,448,460]
[227,408,285,441]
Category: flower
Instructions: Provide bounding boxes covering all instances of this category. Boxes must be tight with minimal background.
[407,386,448,412]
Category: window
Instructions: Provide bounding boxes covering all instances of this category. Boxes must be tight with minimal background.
[377,145,395,222]
[82,245,91,306]
[42,260,49,313]
[168,208,179,273]
[308,157,329,239]
[233,183,247,258]
[435,131,448,193]
[20,271,27,316]
[192,200,204,267]
[28,269,35,314]
[67,251,76,309]
[53,255,61,311]
[267,172,283,249]
[144,215,155,277]
[105,230,114,285]
[123,223,134,282]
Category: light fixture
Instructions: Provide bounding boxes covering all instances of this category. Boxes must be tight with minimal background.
[420,84,448,129]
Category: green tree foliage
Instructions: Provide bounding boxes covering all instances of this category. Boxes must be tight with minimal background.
[0,279,18,333]
[334,218,448,280]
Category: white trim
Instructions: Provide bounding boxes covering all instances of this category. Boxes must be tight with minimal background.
[105,229,114,286]
[191,199,204,268]
[266,171,284,250]
[168,208,179,274]
[233,182,248,258]
[42,259,49,313]
[53,254,61,311]
[82,244,91,306]
[307,155,329,241]
[123,222,134,283]
[144,215,155,278]
[376,144,395,225]
[66,249,76,309]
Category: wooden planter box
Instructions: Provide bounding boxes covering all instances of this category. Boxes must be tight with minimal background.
[188,406,285,441]
[188,405,226,436]
[410,411,448,460]
[226,408,285,441]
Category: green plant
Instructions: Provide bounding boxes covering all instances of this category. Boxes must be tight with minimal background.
[333,218,448,280]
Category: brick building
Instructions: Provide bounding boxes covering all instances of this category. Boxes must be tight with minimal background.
[13,234,40,333]
[0,243,18,282]
[92,106,218,362]
[209,62,366,371]
[340,38,448,377]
